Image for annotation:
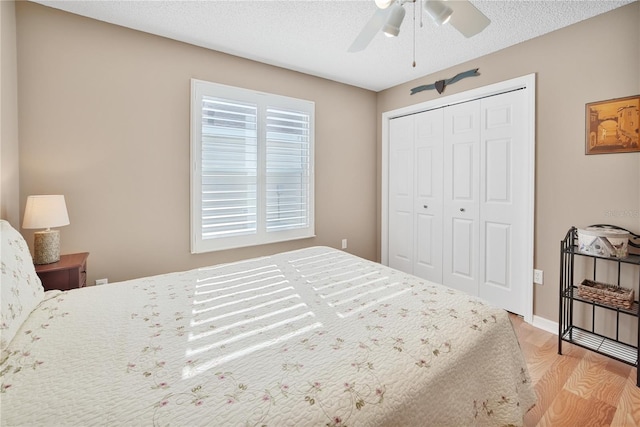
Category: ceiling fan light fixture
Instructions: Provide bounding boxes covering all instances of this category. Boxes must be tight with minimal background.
[424,0,453,26]
[382,3,405,37]
[375,0,395,9]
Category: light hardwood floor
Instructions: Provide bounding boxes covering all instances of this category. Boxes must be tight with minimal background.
[509,314,640,426]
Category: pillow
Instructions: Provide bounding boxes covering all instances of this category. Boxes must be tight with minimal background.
[1,219,44,353]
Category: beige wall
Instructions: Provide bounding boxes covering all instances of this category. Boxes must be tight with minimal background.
[1,0,20,226]
[377,2,640,323]
[15,2,377,284]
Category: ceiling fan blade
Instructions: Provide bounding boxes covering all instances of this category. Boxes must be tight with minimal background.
[447,0,490,38]
[348,7,392,52]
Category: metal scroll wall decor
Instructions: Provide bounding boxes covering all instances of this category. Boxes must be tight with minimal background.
[410,68,480,95]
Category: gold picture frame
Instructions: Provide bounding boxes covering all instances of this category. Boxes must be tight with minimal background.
[585,95,639,155]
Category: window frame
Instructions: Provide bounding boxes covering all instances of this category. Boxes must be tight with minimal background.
[190,79,315,253]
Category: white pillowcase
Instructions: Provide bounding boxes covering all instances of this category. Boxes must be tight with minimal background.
[1,219,44,353]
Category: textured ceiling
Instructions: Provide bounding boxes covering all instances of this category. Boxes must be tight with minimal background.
[31,0,637,92]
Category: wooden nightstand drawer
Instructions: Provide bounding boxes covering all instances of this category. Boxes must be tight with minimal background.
[35,252,89,291]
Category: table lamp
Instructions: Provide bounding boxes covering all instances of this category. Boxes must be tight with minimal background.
[22,195,70,265]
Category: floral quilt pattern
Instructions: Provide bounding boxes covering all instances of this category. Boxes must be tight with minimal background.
[1,247,535,426]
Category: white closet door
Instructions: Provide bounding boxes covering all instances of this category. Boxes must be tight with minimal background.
[479,90,528,315]
[384,76,534,319]
[388,114,414,274]
[413,109,444,283]
[443,101,480,296]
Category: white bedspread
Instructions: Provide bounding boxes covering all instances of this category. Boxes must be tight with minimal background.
[1,247,535,426]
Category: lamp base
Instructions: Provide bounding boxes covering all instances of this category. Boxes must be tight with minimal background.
[33,230,61,265]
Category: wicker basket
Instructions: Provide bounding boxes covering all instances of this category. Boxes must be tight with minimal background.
[577,279,634,309]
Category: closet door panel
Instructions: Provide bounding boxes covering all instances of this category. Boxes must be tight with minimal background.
[388,115,414,274]
[415,145,436,271]
[415,147,435,199]
[484,222,510,287]
[445,218,477,295]
[479,90,528,315]
[414,109,443,283]
[390,209,412,266]
[452,143,474,200]
[485,138,511,203]
[443,102,480,295]
[415,213,436,270]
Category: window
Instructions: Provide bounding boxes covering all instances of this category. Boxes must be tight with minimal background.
[191,79,314,253]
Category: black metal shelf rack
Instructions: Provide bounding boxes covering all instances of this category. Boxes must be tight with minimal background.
[558,225,640,387]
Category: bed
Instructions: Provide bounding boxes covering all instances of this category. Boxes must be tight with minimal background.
[0,219,535,426]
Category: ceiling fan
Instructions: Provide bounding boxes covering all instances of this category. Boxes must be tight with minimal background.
[348,0,491,52]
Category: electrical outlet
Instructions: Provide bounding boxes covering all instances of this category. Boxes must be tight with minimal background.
[95,278,108,286]
[341,239,348,249]
[533,269,543,285]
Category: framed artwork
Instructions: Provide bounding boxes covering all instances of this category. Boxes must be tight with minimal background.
[585,95,639,154]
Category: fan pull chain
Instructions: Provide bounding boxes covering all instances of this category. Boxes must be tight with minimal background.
[412,0,416,67]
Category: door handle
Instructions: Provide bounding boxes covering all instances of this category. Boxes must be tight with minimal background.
[460,208,466,212]
[423,205,428,209]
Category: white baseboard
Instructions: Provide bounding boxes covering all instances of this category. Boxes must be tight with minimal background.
[531,315,558,335]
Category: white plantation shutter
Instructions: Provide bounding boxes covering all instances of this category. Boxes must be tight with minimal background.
[191,80,314,253]
[201,97,258,239]
[266,108,311,232]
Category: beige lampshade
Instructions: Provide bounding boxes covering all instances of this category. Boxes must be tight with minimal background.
[22,195,70,264]
[22,195,70,230]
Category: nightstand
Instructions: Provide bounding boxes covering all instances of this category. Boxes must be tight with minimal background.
[35,252,89,291]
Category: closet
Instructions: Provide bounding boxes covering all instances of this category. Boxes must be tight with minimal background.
[387,86,532,316]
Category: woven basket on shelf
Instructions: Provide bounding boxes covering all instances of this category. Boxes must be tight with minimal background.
[577,279,634,309]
